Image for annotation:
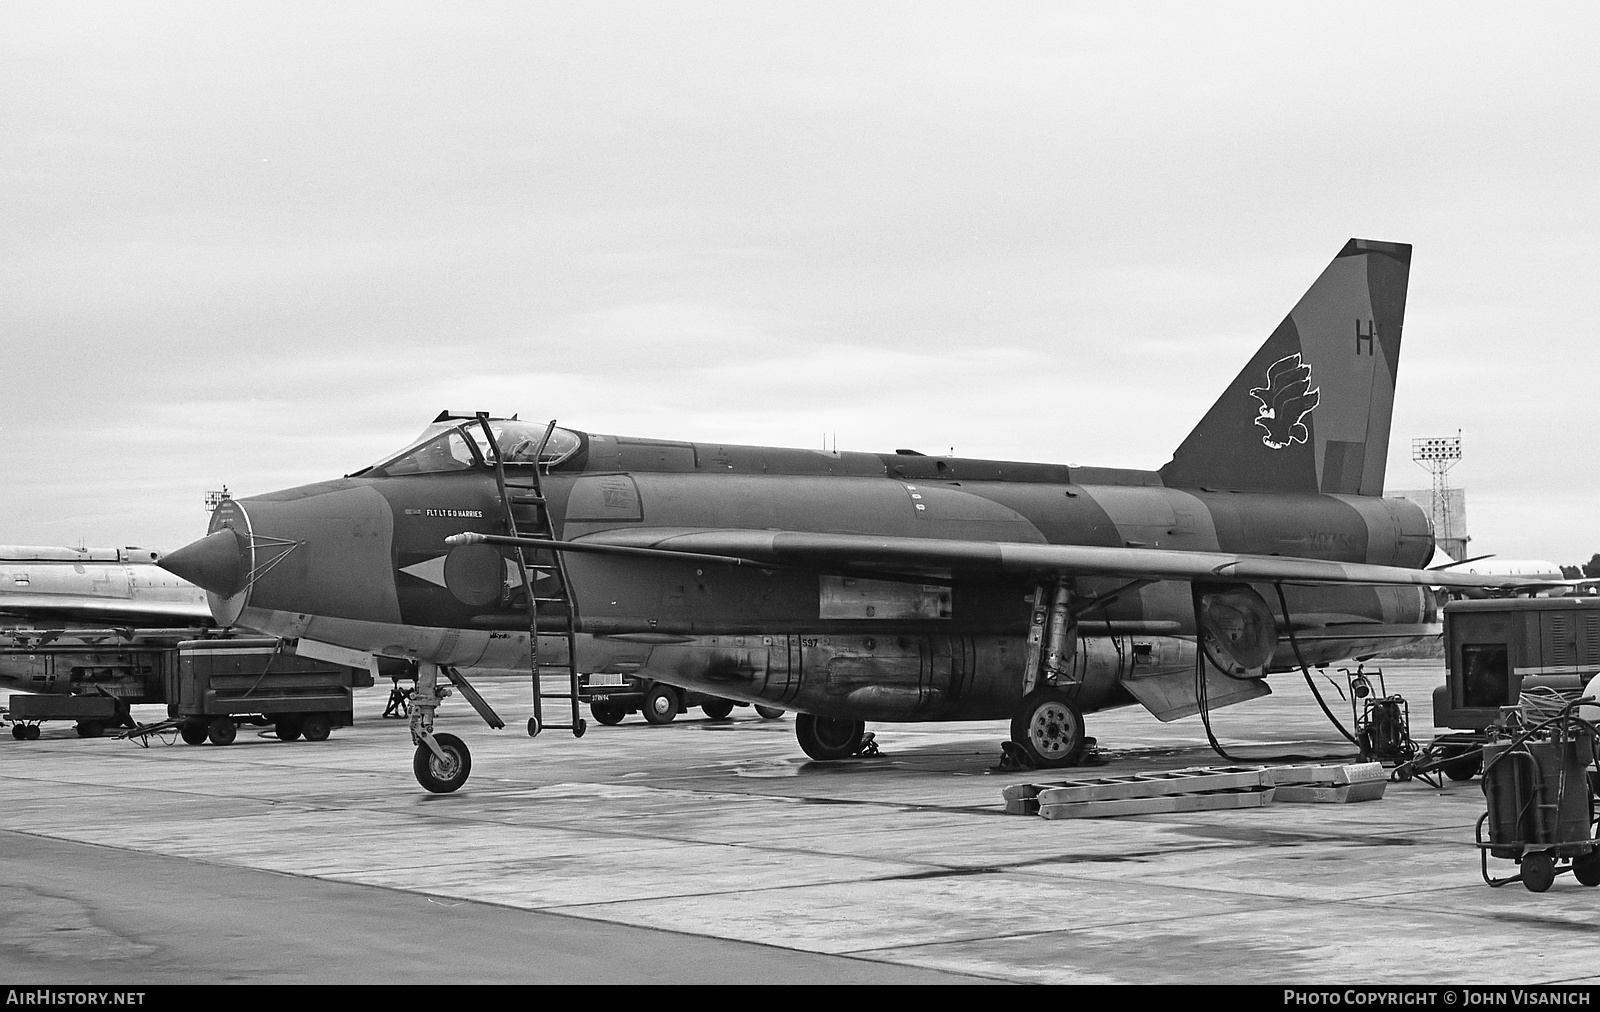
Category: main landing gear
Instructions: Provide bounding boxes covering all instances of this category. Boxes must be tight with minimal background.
[1009,687,1088,768]
[794,714,879,761]
[790,693,1092,769]
[1000,577,1093,770]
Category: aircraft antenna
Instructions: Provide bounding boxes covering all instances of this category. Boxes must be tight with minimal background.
[1412,434,1465,559]
[204,486,231,513]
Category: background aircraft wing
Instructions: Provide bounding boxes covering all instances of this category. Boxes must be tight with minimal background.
[0,594,214,627]
[485,528,1553,592]
[1545,576,1600,594]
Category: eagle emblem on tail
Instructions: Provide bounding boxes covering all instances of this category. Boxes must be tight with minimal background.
[1249,353,1319,449]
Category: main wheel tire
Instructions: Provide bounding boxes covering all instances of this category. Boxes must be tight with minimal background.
[413,732,472,794]
[180,723,208,746]
[1572,849,1600,887]
[1010,688,1087,768]
[276,719,303,742]
[300,713,331,742]
[643,684,679,725]
[1521,852,1557,893]
[207,718,237,746]
[590,703,626,725]
[24,724,40,740]
[795,713,865,760]
[701,700,735,720]
[12,724,27,740]
[754,705,786,720]
[75,721,103,739]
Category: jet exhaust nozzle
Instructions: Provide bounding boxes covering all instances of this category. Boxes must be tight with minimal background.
[158,528,250,598]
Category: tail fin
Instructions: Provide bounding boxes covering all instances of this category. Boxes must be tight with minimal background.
[1159,238,1411,496]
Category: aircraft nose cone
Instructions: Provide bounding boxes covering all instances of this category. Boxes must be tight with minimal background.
[158,528,249,598]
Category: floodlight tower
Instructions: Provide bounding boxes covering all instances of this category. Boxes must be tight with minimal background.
[1412,434,1463,556]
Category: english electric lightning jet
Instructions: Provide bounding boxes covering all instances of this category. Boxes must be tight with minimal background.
[0,545,211,700]
[159,239,1541,792]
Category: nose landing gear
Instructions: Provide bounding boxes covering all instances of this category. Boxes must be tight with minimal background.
[408,660,476,794]
[413,731,473,794]
[408,659,564,793]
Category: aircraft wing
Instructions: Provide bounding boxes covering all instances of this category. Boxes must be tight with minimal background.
[1544,577,1600,595]
[0,594,214,627]
[463,528,1550,591]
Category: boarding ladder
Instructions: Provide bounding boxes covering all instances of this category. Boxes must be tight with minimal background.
[475,413,584,737]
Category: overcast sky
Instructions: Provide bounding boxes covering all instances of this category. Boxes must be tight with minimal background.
[3,2,1597,565]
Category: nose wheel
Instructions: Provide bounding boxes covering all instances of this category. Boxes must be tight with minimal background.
[408,662,475,793]
[413,732,472,793]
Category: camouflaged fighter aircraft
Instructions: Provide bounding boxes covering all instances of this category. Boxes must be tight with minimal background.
[158,238,1542,793]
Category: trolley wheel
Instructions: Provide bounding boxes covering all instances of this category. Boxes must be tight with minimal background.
[1521,852,1556,893]
[1010,687,1087,768]
[207,718,237,746]
[300,714,331,742]
[573,718,587,739]
[276,718,303,742]
[413,733,471,794]
[1573,849,1600,888]
[527,716,541,738]
[590,703,626,725]
[642,684,679,725]
[794,713,865,761]
[754,705,786,720]
[180,723,208,746]
[701,700,735,720]
[75,721,104,739]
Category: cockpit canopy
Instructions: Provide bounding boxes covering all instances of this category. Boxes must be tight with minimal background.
[361,416,581,477]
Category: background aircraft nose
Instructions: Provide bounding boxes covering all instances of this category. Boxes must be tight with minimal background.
[158,528,249,598]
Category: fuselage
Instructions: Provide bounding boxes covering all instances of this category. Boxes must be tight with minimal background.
[180,424,1438,722]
